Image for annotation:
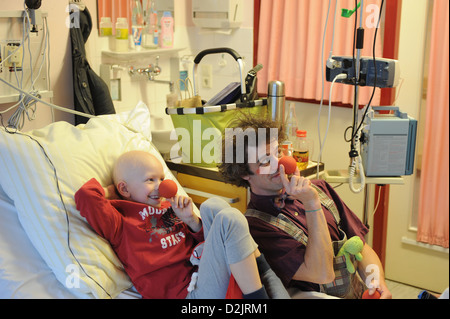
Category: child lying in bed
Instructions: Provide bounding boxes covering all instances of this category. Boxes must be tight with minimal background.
[75,150,288,299]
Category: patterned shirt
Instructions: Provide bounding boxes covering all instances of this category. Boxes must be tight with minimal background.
[246,179,368,291]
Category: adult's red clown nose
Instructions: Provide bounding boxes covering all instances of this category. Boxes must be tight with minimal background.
[159,179,178,198]
[278,156,297,174]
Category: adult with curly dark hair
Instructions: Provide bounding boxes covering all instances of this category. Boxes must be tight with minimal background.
[218,112,392,299]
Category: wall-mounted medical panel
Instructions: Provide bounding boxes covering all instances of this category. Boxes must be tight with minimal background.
[0,10,52,104]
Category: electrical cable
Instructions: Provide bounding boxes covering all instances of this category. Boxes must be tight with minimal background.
[4,8,41,129]
[43,16,55,123]
[348,0,385,194]
[9,13,38,129]
[371,185,382,217]
[350,0,359,153]
[347,0,366,193]
[0,77,95,119]
[318,73,347,181]
[352,0,385,139]
[24,2,34,88]
[0,98,25,115]
[391,77,404,106]
[316,0,338,179]
[0,7,91,128]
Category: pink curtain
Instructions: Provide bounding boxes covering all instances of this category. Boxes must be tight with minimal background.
[417,0,449,248]
[256,0,382,105]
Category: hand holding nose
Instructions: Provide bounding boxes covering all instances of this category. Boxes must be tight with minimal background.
[279,164,320,205]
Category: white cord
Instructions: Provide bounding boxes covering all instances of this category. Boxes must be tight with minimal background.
[0,78,95,119]
[6,9,45,129]
[317,73,347,179]
[391,77,404,106]
[317,0,339,179]
[43,16,54,123]
[371,186,382,217]
[0,9,93,127]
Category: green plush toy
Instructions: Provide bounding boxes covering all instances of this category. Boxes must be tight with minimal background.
[336,236,364,273]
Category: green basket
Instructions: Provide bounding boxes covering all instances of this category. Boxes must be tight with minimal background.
[166,48,268,167]
[168,101,268,167]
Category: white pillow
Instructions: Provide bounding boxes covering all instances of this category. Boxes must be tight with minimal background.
[0,101,190,298]
[0,183,79,298]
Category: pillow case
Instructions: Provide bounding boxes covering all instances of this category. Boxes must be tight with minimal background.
[0,183,78,298]
[0,101,190,298]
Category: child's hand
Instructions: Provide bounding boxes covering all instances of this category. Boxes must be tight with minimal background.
[169,195,201,232]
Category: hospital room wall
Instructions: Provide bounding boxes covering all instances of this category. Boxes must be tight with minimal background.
[1,1,74,131]
[84,0,255,125]
[382,1,448,293]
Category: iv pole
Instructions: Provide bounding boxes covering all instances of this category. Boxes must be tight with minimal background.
[349,1,372,228]
[348,0,364,187]
[350,0,364,170]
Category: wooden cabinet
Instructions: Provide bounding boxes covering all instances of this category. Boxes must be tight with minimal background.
[176,173,248,213]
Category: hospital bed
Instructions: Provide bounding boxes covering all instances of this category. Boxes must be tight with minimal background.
[0,102,197,298]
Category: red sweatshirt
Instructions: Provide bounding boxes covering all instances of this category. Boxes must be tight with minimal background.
[75,178,204,299]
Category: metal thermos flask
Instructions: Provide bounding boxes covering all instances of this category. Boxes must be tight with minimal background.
[267,81,285,122]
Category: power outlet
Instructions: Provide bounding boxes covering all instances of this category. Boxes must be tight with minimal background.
[4,43,23,68]
[201,64,212,88]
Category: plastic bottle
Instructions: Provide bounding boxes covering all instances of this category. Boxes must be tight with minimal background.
[143,0,158,48]
[115,17,129,52]
[151,7,159,46]
[285,103,298,139]
[280,141,293,157]
[160,11,174,48]
[283,103,298,156]
[130,0,144,50]
[166,82,178,107]
[100,17,113,37]
[293,130,310,170]
[153,27,159,46]
[99,17,115,51]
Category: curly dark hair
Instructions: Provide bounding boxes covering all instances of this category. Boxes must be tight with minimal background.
[218,111,286,188]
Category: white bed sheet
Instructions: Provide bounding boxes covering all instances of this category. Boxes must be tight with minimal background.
[0,187,141,300]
